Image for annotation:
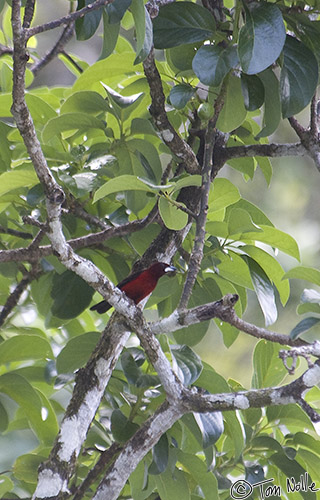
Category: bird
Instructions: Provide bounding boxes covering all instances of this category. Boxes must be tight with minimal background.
[90,262,176,314]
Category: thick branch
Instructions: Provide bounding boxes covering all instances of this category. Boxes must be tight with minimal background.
[151,294,308,348]
[216,142,307,163]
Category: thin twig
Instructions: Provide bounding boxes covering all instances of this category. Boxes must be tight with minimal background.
[179,120,215,308]
[30,22,75,76]
[0,263,41,328]
[0,225,32,240]
[26,0,113,39]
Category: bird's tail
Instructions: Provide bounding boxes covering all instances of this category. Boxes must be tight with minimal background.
[90,300,111,314]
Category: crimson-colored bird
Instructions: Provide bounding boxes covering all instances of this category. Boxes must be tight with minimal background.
[90,262,176,314]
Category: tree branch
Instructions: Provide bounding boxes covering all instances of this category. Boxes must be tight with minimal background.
[151,294,309,348]
[30,22,75,76]
[26,0,113,39]
[143,49,200,174]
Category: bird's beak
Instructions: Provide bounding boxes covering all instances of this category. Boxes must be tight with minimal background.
[165,265,177,275]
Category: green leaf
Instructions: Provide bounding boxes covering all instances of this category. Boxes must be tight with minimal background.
[238,3,285,75]
[154,466,191,500]
[177,451,219,498]
[290,317,320,340]
[56,332,100,374]
[241,225,300,260]
[0,475,13,496]
[75,0,102,40]
[0,335,53,363]
[267,404,314,430]
[0,168,38,197]
[42,113,106,142]
[134,6,153,64]
[284,266,320,285]
[270,452,316,500]
[158,196,189,231]
[171,345,203,385]
[241,245,290,306]
[216,250,253,290]
[241,73,265,111]
[209,178,240,212]
[227,207,262,235]
[93,174,156,202]
[251,435,283,453]
[121,351,159,387]
[169,84,195,109]
[246,256,278,326]
[216,75,247,133]
[101,13,120,60]
[193,411,224,448]
[252,341,287,388]
[0,373,55,444]
[280,36,318,118]
[153,2,215,49]
[60,91,110,114]
[149,433,169,475]
[192,44,238,87]
[173,321,209,348]
[111,409,139,443]
[51,270,94,320]
[170,175,202,193]
[256,68,281,139]
[0,399,9,432]
[13,454,46,484]
[105,0,131,23]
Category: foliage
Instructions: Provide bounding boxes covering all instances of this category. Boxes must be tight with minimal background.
[1,0,320,498]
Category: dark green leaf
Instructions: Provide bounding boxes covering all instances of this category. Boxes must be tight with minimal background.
[177,451,219,498]
[241,73,265,111]
[173,321,209,348]
[75,0,102,40]
[251,435,283,453]
[111,409,139,442]
[238,3,285,74]
[153,2,215,49]
[166,43,198,73]
[154,466,191,500]
[245,464,265,484]
[134,7,153,64]
[171,345,203,385]
[290,317,320,340]
[149,433,169,475]
[0,399,8,432]
[256,68,281,139]
[193,411,224,448]
[192,44,238,87]
[56,332,100,374]
[99,45,120,77]
[246,256,277,326]
[51,270,94,319]
[270,452,316,500]
[169,84,195,109]
[105,0,131,23]
[280,36,318,118]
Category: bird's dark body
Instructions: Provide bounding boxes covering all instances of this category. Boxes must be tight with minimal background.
[90,262,175,314]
